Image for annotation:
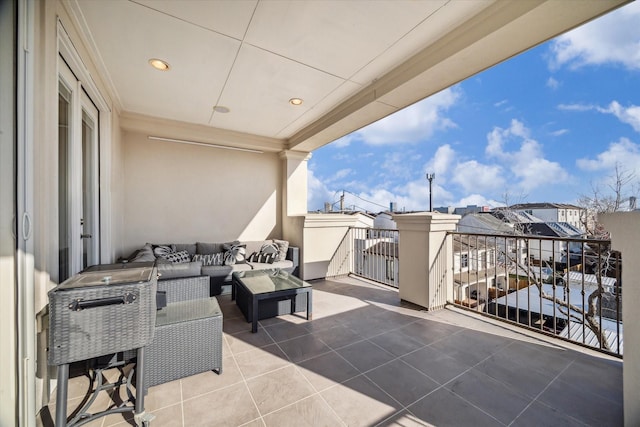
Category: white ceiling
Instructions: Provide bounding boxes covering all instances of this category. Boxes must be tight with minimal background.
[69,0,629,153]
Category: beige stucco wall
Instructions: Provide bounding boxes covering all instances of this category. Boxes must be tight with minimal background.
[120,130,283,256]
[302,213,374,280]
[600,211,640,427]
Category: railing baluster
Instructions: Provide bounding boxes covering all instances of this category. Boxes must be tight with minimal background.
[446,231,621,357]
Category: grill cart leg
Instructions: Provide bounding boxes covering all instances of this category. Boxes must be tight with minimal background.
[55,363,69,427]
[134,347,155,426]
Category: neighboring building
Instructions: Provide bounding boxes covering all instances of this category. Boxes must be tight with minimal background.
[373,211,397,231]
[453,235,505,308]
[435,205,491,215]
[510,203,586,231]
[457,213,527,267]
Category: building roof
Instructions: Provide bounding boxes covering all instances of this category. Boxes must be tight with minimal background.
[457,213,515,235]
[510,203,584,210]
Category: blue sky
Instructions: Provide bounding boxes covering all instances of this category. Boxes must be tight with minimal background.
[307,2,640,213]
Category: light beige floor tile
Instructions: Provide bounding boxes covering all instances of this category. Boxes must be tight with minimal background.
[234,344,291,379]
[320,375,402,427]
[246,365,315,415]
[182,382,260,427]
[180,359,244,400]
[262,395,344,427]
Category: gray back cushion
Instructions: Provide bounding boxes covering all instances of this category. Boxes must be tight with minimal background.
[196,242,225,254]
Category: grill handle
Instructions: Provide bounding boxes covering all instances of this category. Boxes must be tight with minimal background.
[68,293,137,311]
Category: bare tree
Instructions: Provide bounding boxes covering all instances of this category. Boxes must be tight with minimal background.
[578,163,638,237]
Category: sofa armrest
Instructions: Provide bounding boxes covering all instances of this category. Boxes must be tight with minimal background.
[286,246,300,278]
[158,276,210,304]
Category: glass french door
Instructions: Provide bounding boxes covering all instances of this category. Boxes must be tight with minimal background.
[58,60,100,282]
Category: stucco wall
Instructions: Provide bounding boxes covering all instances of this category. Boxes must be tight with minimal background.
[601,211,640,427]
[121,130,283,256]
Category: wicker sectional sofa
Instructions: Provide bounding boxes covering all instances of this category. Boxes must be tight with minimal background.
[124,240,299,296]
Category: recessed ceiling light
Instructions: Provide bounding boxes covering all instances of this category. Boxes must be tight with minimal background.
[148,58,170,71]
[289,98,303,106]
[213,105,230,113]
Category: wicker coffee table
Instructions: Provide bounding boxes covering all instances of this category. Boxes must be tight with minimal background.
[232,270,312,333]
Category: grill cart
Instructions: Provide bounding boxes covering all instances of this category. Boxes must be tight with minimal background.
[48,262,157,426]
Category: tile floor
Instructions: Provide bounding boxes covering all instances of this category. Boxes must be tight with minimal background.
[40,276,623,427]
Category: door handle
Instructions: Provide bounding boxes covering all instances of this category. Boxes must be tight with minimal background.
[81,234,92,239]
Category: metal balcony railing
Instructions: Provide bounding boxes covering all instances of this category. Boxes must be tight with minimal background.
[326,227,399,288]
[449,231,623,357]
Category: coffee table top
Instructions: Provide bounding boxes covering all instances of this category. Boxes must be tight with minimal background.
[233,269,310,295]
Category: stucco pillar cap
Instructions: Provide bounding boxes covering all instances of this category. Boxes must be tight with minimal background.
[392,211,460,231]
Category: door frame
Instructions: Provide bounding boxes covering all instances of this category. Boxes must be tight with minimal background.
[57,21,112,280]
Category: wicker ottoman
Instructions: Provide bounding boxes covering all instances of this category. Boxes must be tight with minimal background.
[143,297,223,393]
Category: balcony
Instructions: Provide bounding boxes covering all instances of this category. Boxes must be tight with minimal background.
[40,275,622,427]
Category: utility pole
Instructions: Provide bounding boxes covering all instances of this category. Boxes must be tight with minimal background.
[340,191,345,211]
[426,173,435,212]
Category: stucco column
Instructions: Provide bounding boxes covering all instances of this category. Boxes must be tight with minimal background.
[280,150,311,217]
[392,212,460,310]
[600,211,640,427]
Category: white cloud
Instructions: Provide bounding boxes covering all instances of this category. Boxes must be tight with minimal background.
[548,2,640,71]
[325,168,352,183]
[577,137,640,172]
[455,194,502,209]
[346,87,461,146]
[557,103,595,112]
[546,77,560,90]
[550,129,569,137]
[558,101,640,132]
[599,101,640,132]
[452,161,505,194]
[494,99,508,107]
[307,170,335,211]
[485,119,569,191]
[424,144,456,182]
[381,152,415,180]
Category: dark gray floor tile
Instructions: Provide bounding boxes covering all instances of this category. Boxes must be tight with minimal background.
[538,378,623,426]
[277,333,332,362]
[475,353,555,399]
[263,321,310,342]
[297,350,360,391]
[336,340,395,373]
[407,388,499,427]
[312,324,365,349]
[511,401,587,427]
[430,329,511,366]
[397,319,462,346]
[401,345,471,385]
[557,357,622,404]
[366,359,440,406]
[498,341,576,376]
[445,368,531,425]
[368,330,425,358]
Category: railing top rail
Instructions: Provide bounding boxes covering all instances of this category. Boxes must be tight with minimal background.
[348,227,399,233]
[448,230,611,246]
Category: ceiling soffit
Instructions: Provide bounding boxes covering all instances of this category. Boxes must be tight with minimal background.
[70,0,630,153]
